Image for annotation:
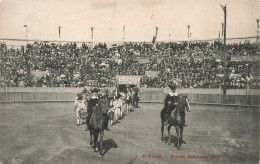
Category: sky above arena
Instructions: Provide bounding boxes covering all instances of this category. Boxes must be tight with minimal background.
[0,0,259,42]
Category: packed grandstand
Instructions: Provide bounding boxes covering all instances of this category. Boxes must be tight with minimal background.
[0,41,259,89]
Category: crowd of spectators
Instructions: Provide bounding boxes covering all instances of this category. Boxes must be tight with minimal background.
[0,41,259,89]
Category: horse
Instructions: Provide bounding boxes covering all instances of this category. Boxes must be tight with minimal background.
[88,94,110,157]
[132,90,140,108]
[160,94,191,150]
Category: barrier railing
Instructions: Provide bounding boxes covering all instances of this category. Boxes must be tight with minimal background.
[0,87,259,106]
[139,93,259,106]
[0,92,76,103]
[1,87,259,95]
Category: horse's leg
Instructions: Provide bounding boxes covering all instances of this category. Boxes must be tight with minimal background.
[167,124,172,145]
[85,114,89,131]
[90,132,93,146]
[180,125,184,144]
[94,133,99,152]
[161,111,165,140]
[175,126,180,150]
[99,131,104,157]
[161,122,164,140]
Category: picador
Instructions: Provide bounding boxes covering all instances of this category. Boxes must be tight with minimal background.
[85,88,110,131]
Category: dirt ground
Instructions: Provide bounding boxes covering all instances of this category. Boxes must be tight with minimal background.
[0,103,259,164]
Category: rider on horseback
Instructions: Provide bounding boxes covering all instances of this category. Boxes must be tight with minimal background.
[85,88,110,131]
[164,83,178,111]
[163,83,187,126]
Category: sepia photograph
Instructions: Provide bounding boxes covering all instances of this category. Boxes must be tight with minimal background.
[0,0,259,163]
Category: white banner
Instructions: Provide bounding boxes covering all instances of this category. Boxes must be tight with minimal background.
[138,58,150,64]
[116,76,142,85]
[31,70,49,79]
[145,71,160,78]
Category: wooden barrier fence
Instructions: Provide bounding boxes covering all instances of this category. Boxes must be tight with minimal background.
[0,87,259,106]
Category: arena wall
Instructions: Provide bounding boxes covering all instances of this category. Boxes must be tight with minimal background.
[0,87,259,106]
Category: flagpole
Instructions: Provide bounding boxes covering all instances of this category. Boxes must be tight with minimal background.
[91,27,94,50]
[152,27,158,50]
[220,4,227,96]
[23,25,28,42]
[221,23,224,40]
[257,19,259,44]
[123,25,125,43]
[58,26,61,44]
[187,25,190,39]
[26,26,27,42]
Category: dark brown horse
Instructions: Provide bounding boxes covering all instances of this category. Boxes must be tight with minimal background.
[132,90,140,108]
[88,94,110,157]
[160,94,191,150]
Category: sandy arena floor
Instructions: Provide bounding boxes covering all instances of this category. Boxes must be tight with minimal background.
[0,103,259,164]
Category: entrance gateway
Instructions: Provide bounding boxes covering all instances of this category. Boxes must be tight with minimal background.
[115,76,142,94]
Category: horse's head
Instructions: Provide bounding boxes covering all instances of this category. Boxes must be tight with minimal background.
[98,96,110,112]
[167,100,175,111]
[181,94,191,112]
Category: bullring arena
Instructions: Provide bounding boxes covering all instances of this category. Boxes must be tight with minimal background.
[1,0,260,163]
[0,88,259,164]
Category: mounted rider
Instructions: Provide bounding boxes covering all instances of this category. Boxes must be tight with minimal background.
[164,83,187,126]
[85,88,110,131]
[164,83,178,109]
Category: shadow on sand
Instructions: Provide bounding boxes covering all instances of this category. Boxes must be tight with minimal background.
[97,139,118,156]
[111,120,122,126]
[161,135,187,147]
[130,109,135,112]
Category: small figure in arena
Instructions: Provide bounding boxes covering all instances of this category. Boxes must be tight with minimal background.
[85,88,110,131]
[125,86,132,113]
[116,94,123,117]
[74,94,86,126]
[113,94,123,121]
[107,96,115,126]
[107,94,123,126]
[75,93,82,104]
